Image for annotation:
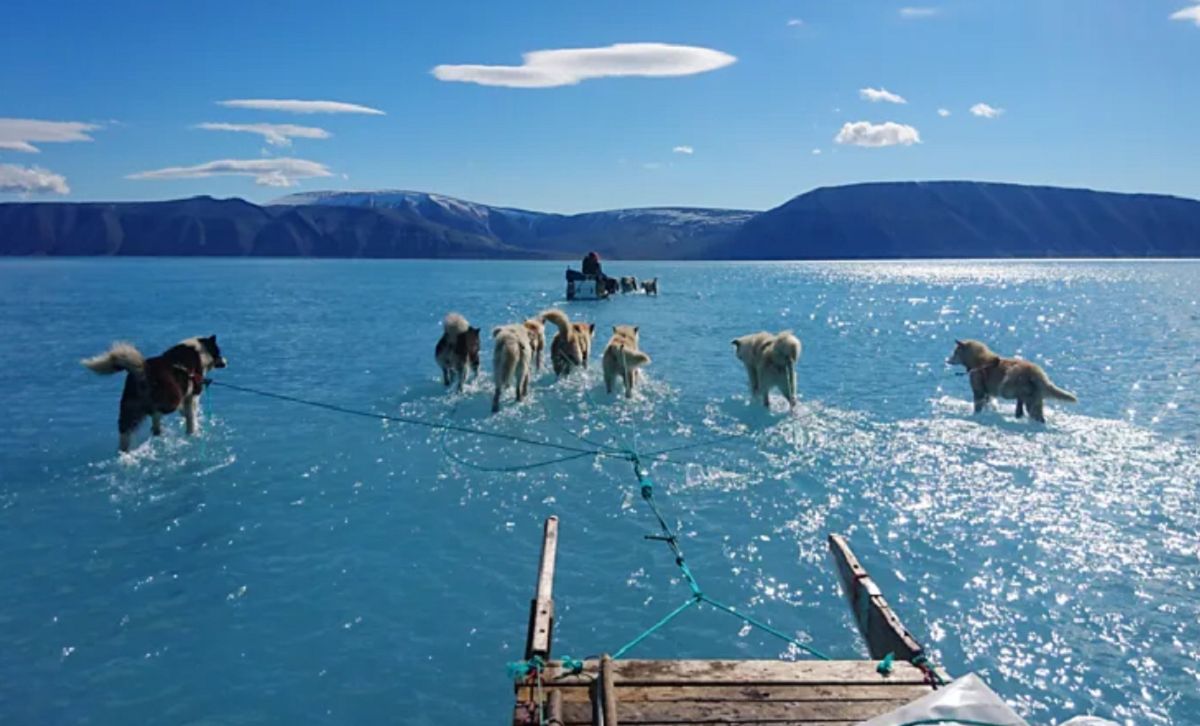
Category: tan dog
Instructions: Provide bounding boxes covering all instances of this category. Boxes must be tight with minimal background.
[732,330,801,408]
[602,325,651,398]
[491,323,534,413]
[570,321,596,368]
[541,309,595,378]
[947,339,1077,422]
[523,317,546,372]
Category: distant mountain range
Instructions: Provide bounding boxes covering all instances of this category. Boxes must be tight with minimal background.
[2,182,1198,259]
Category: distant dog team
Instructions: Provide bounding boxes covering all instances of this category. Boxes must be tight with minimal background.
[438,318,1077,422]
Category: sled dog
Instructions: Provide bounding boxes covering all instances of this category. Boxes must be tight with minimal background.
[82,336,228,452]
[732,330,802,408]
[947,339,1076,422]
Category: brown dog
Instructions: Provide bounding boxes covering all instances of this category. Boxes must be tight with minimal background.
[947,339,1077,422]
[541,309,594,378]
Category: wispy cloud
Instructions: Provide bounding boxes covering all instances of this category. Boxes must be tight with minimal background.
[216,99,385,115]
[0,118,99,153]
[195,122,331,147]
[672,145,694,155]
[0,163,70,195]
[835,121,921,147]
[786,18,804,27]
[432,43,736,88]
[128,158,333,187]
[899,7,939,18]
[642,162,664,170]
[970,102,1003,118]
[937,108,951,117]
[859,87,907,104]
[811,148,822,155]
[1169,5,1200,25]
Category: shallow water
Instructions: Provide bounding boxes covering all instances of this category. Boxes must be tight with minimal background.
[1,258,1197,725]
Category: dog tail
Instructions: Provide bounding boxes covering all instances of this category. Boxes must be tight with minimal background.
[82,342,145,376]
[443,312,470,337]
[1039,375,1078,403]
[539,308,571,332]
[620,346,652,368]
[771,331,802,365]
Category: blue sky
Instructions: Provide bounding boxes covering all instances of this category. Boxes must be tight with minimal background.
[1,0,1197,212]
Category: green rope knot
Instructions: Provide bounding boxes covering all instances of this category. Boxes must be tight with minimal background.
[506,655,545,681]
[560,655,584,674]
[877,651,895,675]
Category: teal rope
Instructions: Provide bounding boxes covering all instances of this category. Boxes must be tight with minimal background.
[559,655,584,674]
[440,436,603,473]
[624,453,832,661]
[212,377,840,667]
[207,379,604,456]
[699,594,831,661]
[506,655,549,726]
[611,596,700,660]
[912,653,948,686]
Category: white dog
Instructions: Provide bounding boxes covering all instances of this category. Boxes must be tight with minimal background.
[732,330,802,408]
[602,325,651,398]
[491,323,534,413]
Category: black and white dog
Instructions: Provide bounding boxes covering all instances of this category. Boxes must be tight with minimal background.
[82,336,227,452]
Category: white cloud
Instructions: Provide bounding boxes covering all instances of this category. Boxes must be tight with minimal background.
[672,145,694,155]
[216,99,385,115]
[787,18,804,27]
[128,158,333,187]
[195,122,331,147]
[937,108,951,117]
[642,162,664,170]
[431,42,737,88]
[811,149,822,155]
[1170,5,1200,25]
[834,121,921,147]
[0,118,99,153]
[970,102,1003,118]
[859,87,907,104]
[0,163,70,195]
[899,7,939,18]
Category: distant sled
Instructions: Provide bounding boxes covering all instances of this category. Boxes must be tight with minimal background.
[564,268,610,301]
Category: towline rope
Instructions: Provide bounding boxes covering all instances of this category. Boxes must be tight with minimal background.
[204,379,831,668]
[206,379,754,463]
[206,379,605,457]
[604,451,833,662]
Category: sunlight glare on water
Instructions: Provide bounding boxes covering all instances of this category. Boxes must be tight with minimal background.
[0,259,1197,725]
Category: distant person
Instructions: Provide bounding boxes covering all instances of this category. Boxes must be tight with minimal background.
[582,251,603,277]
